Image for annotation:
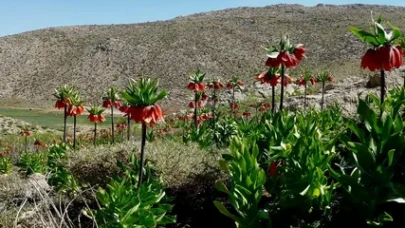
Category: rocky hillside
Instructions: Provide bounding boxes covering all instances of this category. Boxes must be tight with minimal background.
[1,4,405,108]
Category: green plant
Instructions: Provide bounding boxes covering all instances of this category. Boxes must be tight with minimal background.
[0,155,13,174]
[214,137,270,228]
[17,152,48,175]
[47,143,80,194]
[88,153,176,227]
[330,94,405,226]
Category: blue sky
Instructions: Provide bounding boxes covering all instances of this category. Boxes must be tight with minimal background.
[0,0,403,36]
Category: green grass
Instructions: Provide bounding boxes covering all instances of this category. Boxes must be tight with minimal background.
[0,108,117,130]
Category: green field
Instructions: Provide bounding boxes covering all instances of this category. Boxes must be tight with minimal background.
[0,108,116,130]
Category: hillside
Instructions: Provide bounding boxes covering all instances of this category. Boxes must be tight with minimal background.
[0,4,405,109]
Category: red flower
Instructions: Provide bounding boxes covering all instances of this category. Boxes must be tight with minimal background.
[293,45,306,61]
[102,99,113,108]
[113,101,122,109]
[327,76,334,82]
[88,114,106,123]
[266,57,280,68]
[277,51,298,68]
[67,105,84,116]
[19,131,30,137]
[295,77,306,86]
[242,112,251,117]
[119,105,129,113]
[187,82,205,92]
[128,105,164,126]
[269,161,281,177]
[212,81,224,90]
[362,46,403,71]
[54,98,71,109]
[230,103,239,109]
[256,72,280,86]
[283,75,293,87]
[309,77,317,85]
[226,82,233,89]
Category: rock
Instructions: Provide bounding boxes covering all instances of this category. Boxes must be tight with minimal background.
[366,74,380,88]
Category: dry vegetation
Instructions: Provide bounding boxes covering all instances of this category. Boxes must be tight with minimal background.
[0,4,405,109]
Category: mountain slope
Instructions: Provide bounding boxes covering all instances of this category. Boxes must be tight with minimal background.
[0,4,404,107]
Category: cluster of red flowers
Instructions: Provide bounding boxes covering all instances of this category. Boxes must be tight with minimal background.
[88,114,106,123]
[198,112,212,124]
[67,104,85,117]
[226,80,244,89]
[116,122,128,132]
[361,45,404,71]
[0,146,12,157]
[266,45,306,68]
[55,97,71,109]
[188,93,208,109]
[256,72,293,87]
[102,99,122,109]
[128,105,164,126]
[177,112,194,121]
[187,82,206,91]
[295,76,317,86]
[242,112,252,117]
[259,103,272,112]
[19,130,30,137]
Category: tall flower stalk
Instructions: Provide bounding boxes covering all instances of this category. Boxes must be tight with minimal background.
[67,93,85,150]
[119,101,131,141]
[207,79,224,140]
[265,36,306,111]
[256,67,292,113]
[121,78,167,188]
[350,14,403,114]
[226,76,244,118]
[187,69,206,129]
[102,87,122,145]
[53,84,75,143]
[295,68,317,110]
[87,105,106,146]
[316,71,333,110]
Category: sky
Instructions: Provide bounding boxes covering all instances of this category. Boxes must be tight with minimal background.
[0,0,404,36]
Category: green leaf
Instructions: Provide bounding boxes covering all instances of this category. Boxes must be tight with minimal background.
[387,149,395,167]
[349,27,379,46]
[213,201,239,221]
[216,181,230,194]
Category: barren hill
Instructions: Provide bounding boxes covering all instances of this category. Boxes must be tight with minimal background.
[0,4,405,108]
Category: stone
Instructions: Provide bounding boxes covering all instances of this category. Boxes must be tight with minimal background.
[366,74,381,88]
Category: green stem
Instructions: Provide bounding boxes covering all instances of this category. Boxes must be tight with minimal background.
[73,115,77,150]
[194,92,198,129]
[94,122,97,146]
[272,85,275,113]
[380,69,385,117]
[24,135,27,153]
[138,123,147,188]
[321,81,325,110]
[111,106,115,144]
[279,65,285,111]
[127,114,131,141]
[63,105,67,143]
[304,84,307,111]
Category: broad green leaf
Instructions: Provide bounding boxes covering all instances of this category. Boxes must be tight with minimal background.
[349,27,379,46]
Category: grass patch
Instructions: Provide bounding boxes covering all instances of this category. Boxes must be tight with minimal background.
[0,108,116,130]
